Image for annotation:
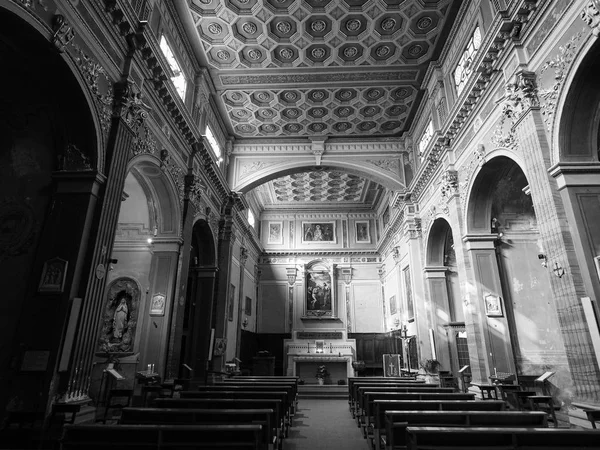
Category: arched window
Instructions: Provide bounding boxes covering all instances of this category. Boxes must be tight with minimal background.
[454,26,482,96]
[205,125,222,163]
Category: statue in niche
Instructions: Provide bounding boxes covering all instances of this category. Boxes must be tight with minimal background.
[98,277,140,354]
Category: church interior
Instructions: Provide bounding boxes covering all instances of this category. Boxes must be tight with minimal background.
[2,0,600,448]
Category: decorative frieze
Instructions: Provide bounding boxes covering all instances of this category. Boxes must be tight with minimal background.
[538,32,584,132]
[367,159,401,174]
[51,14,75,52]
[440,170,458,199]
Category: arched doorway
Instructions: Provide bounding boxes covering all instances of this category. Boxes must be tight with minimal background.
[180,219,217,381]
[466,156,568,383]
[92,159,181,394]
[425,218,468,384]
[0,6,99,414]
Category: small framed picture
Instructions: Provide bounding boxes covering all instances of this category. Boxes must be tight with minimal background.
[389,295,397,315]
[355,221,370,243]
[38,257,68,293]
[150,293,166,316]
[245,296,252,316]
[484,293,503,317]
[268,221,283,244]
[228,284,235,321]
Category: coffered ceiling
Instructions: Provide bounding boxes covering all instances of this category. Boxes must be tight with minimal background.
[185,0,460,140]
[250,168,384,210]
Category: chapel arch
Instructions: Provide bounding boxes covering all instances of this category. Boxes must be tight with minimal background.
[100,159,183,382]
[464,156,567,383]
[425,218,467,381]
[180,218,218,380]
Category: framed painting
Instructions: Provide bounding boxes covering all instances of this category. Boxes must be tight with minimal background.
[150,293,166,316]
[304,261,335,318]
[355,221,370,243]
[228,284,235,321]
[403,266,414,321]
[389,295,397,316]
[484,293,503,317]
[302,221,336,243]
[268,221,283,244]
[244,296,252,316]
[38,257,68,293]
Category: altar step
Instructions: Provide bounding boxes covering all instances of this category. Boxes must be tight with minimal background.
[298,384,348,399]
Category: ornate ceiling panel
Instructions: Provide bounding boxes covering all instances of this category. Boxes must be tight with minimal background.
[252,169,383,209]
[188,0,460,139]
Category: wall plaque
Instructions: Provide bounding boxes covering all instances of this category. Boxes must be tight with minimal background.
[297,332,343,340]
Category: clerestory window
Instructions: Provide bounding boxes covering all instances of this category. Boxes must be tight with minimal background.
[159,35,187,101]
[418,120,434,161]
[453,26,482,96]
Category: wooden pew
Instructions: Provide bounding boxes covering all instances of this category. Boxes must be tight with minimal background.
[348,377,423,406]
[155,398,285,446]
[60,423,263,449]
[355,386,453,419]
[382,411,547,450]
[405,426,600,450]
[351,382,438,417]
[371,400,506,450]
[218,380,299,414]
[193,386,295,423]
[120,407,277,450]
[361,392,475,433]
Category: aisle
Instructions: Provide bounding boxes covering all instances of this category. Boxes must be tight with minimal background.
[286,398,369,450]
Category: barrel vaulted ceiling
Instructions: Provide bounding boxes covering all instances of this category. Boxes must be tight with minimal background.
[180,0,461,210]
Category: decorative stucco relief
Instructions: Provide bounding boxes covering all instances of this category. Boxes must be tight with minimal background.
[581,1,600,35]
[538,31,585,133]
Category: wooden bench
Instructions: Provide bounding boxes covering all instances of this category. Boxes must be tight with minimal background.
[361,392,475,432]
[351,382,438,417]
[155,397,286,444]
[218,380,299,414]
[371,400,506,450]
[382,411,547,450]
[60,423,264,449]
[348,377,424,408]
[405,426,600,450]
[355,386,453,419]
[120,407,277,450]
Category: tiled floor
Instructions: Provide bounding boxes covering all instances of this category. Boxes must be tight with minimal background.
[286,398,369,450]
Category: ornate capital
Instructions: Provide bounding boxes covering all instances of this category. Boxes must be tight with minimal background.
[582,1,600,36]
[501,70,540,125]
[114,80,151,135]
[240,247,248,266]
[286,267,297,286]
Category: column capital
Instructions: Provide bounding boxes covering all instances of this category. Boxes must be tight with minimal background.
[462,234,498,250]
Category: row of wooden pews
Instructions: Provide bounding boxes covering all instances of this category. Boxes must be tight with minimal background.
[60,375,299,449]
[348,376,600,450]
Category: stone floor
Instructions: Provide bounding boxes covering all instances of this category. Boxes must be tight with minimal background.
[286,398,369,450]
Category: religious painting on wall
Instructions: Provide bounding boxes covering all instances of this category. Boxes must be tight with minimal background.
[98,277,140,353]
[245,296,252,316]
[302,222,336,243]
[404,266,415,321]
[268,221,283,244]
[304,261,335,318]
[355,221,370,243]
[150,293,166,316]
[228,284,235,321]
[484,293,503,317]
[389,295,397,316]
[38,257,68,293]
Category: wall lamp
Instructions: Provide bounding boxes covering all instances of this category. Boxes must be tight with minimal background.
[538,253,548,268]
[242,317,248,328]
[108,258,118,271]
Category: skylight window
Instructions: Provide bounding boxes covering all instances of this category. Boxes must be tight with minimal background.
[418,120,434,160]
[205,125,222,162]
[159,35,187,101]
[454,26,482,96]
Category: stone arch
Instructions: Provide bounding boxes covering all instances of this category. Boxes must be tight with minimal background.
[553,33,600,163]
[127,156,182,238]
[0,4,102,169]
[234,161,406,193]
[190,218,217,266]
[465,154,529,234]
[426,218,453,267]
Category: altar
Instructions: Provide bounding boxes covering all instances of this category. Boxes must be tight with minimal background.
[284,330,356,382]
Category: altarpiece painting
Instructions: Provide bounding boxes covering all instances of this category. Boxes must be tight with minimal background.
[304,261,336,318]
